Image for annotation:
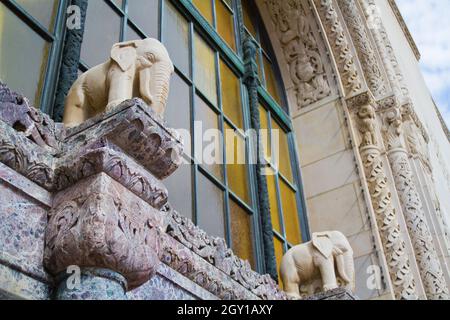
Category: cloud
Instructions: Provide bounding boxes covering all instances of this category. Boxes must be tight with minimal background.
[397,0,450,128]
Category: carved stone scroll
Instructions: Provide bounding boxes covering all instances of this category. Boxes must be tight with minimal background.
[338,0,388,98]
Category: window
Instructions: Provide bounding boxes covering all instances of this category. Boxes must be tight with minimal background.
[260,104,304,279]
[0,0,64,111]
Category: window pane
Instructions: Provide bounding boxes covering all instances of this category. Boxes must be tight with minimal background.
[241,0,257,38]
[0,3,50,107]
[259,105,271,162]
[230,199,255,268]
[163,0,190,76]
[126,24,144,41]
[193,0,213,24]
[266,168,280,233]
[225,124,249,204]
[127,0,159,38]
[194,33,217,105]
[220,59,242,128]
[15,0,57,31]
[195,95,223,180]
[263,55,282,106]
[166,73,191,132]
[165,162,193,220]
[273,237,284,285]
[271,121,293,182]
[197,173,225,238]
[280,180,301,245]
[81,0,121,67]
[215,0,236,51]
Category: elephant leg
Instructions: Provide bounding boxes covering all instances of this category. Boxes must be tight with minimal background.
[107,69,134,111]
[318,259,338,291]
[63,85,88,127]
[283,281,302,300]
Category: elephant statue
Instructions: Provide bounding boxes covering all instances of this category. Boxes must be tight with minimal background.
[63,38,174,127]
[279,231,355,299]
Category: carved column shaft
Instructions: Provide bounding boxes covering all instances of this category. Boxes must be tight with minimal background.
[348,94,418,299]
[382,106,450,299]
[337,0,387,97]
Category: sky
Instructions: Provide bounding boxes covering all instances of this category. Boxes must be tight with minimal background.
[396,0,450,128]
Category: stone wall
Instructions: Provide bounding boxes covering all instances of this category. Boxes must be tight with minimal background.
[0,83,286,300]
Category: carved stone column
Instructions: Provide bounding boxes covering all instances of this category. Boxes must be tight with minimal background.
[380,98,450,299]
[348,93,417,300]
[337,0,388,98]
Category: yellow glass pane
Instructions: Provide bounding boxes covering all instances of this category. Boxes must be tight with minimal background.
[263,55,282,105]
[280,180,301,245]
[193,0,213,24]
[195,95,223,180]
[271,120,293,182]
[215,0,236,51]
[220,59,242,128]
[0,3,50,107]
[194,33,217,105]
[273,237,285,286]
[241,0,257,38]
[225,124,249,203]
[258,105,271,162]
[266,168,280,233]
[230,199,255,268]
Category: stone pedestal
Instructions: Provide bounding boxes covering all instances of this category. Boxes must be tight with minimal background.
[0,83,287,300]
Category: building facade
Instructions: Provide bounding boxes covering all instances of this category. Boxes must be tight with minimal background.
[0,0,449,300]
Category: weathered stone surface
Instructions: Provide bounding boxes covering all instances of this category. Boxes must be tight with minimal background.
[0,85,287,300]
[44,173,163,290]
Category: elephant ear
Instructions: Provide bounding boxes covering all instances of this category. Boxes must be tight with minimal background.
[312,232,333,259]
[111,41,138,72]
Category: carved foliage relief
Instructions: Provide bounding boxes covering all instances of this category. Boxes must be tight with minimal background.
[264,0,331,108]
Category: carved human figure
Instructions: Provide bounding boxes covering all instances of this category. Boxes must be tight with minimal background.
[279,231,355,299]
[63,38,174,127]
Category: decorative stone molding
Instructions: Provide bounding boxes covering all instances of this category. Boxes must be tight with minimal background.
[44,174,163,290]
[165,207,286,300]
[348,93,418,300]
[337,0,388,98]
[313,0,363,97]
[380,101,450,299]
[263,0,332,108]
[359,0,406,101]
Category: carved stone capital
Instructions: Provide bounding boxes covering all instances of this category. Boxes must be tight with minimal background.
[346,91,376,111]
[44,173,163,290]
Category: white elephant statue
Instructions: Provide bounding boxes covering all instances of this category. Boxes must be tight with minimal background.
[280,231,355,299]
[63,38,174,127]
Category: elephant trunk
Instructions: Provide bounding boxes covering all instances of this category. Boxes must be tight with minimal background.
[140,60,173,116]
[336,250,355,290]
[139,67,154,106]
